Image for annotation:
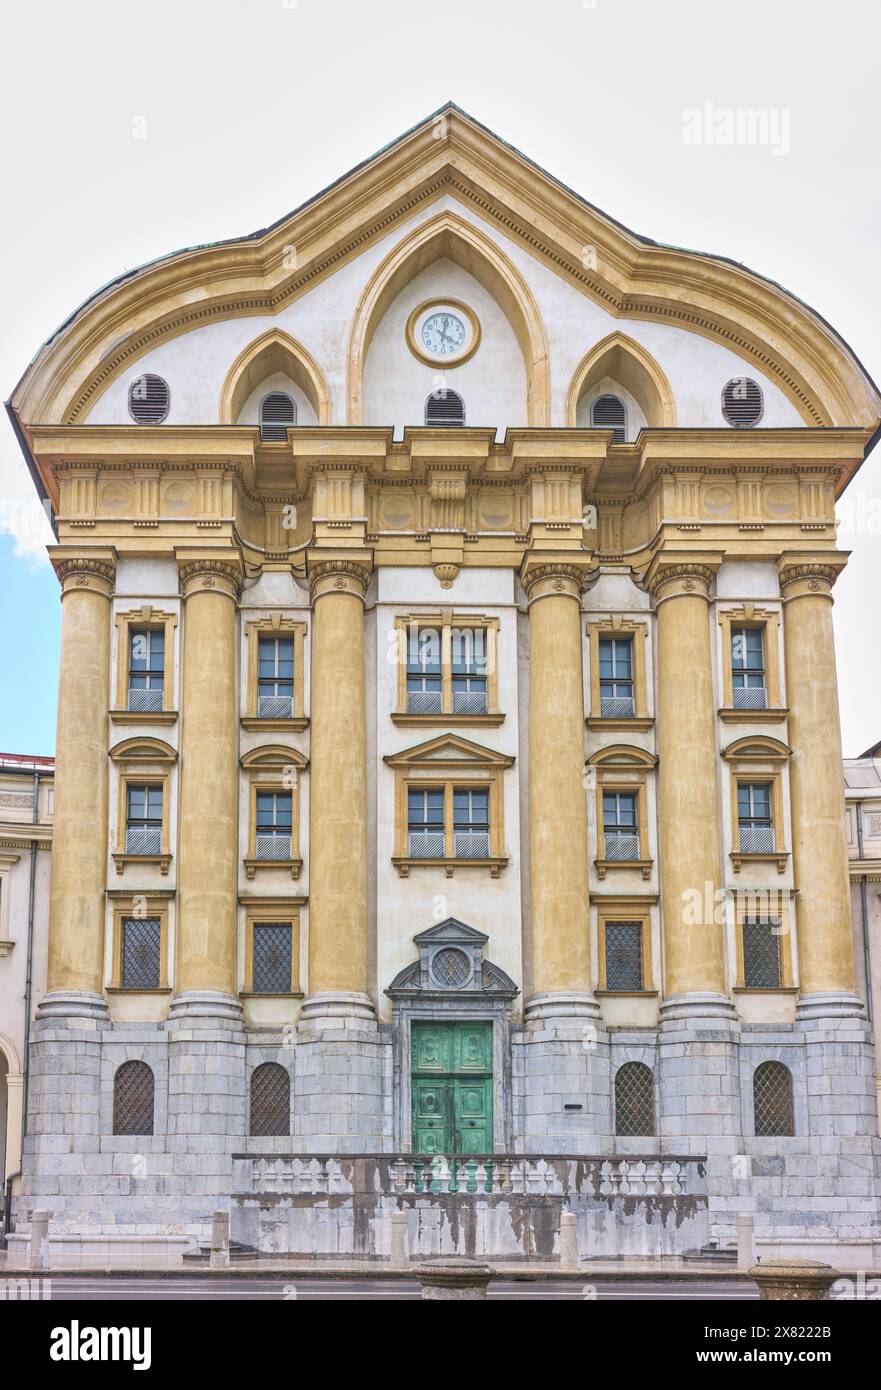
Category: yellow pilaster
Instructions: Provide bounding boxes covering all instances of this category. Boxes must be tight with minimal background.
[46,553,115,1001]
[305,556,374,1017]
[522,561,593,1008]
[175,555,242,999]
[648,555,726,1000]
[779,554,857,1001]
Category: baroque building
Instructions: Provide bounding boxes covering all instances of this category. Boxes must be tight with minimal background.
[7,106,881,1264]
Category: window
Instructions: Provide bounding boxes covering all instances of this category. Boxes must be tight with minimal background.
[614,1063,654,1136]
[126,784,163,856]
[599,637,634,717]
[113,1061,154,1136]
[753,1061,794,1137]
[742,919,782,989]
[250,1063,290,1137]
[256,791,292,862]
[453,788,490,859]
[251,924,294,994]
[425,388,465,427]
[388,733,512,877]
[722,376,764,428]
[259,391,296,441]
[731,627,767,710]
[258,635,294,718]
[394,615,500,725]
[603,921,644,992]
[603,792,639,861]
[128,629,165,712]
[591,394,626,443]
[407,628,442,714]
[128,373,170,424]
[243,620,307,728]
[738,782,774,853]
[408,788,445,858]
[120,917,161,990]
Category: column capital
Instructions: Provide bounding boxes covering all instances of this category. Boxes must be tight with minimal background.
[645,551,723,603]
[778,550,848,600]
[177,551,243,600]
[520,557,590,602]
[308,554,373,601]
[51,549,116,599]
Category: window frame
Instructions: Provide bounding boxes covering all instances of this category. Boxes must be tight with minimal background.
[586,619,651,730]
[386,733,513,877]
[718,607,784,720]
[241,745,307,881]
[243,909,302,996]
[392,613,502,727]
[112,607,178,724]
[597,907,655,995]
[108,897,171,994]
[589,746,656,881]
[733,894,795,992]
[243,617,308,730]
[723,738,790,874]
[110,739,176,877]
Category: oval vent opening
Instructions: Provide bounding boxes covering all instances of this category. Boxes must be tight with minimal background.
[425,389,465,427]
[128,374,170,424]
[591,393,627,443]
[260,391,297,441]
[722,377,764,428]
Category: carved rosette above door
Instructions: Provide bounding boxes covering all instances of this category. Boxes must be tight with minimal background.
[387,918,519,1002]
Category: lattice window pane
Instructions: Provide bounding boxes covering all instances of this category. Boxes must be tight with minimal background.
[408,830,445,858]
[128,687,164,712]
[600,695,635,718]
[250,1063,290,1137]
[432,947,470,988]
[743,921,782,989]
[733,685,768,710]
[121,917,161,990]
[740,825,776,854]
[454,831,490,859]
[604,921,643,992]
[125,827,162,855]
[604,832,640,861]
[753,1062,794,1137]
[615,1063,654,1136]
[407,689,443,714]
[256,832,292,861]
[113,1061,155,1136]
[252,924,293,994]
[258,694,293,718]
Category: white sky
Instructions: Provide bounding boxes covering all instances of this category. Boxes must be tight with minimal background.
[1,0,879,754]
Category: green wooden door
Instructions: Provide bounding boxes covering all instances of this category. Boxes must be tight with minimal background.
[411,1022,493,1155]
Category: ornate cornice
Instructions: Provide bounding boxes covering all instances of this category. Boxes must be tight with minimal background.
[646,562,717,600]
[178,559,242,596]
[308,558,372,599]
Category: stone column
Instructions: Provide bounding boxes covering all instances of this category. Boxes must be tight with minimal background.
[296,555,384,1151]
[518,560,606,1150]
[778,555,876,1140]
[302,557,373,1022]
[648,556,728,1009]
[647,554,739,1157]
[171,555,242,1019]
[778,556,858,1012]
[41,552,115,1019]
[522,563,594,1018]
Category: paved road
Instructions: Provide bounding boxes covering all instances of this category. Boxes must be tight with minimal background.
[40,1277,757,1301]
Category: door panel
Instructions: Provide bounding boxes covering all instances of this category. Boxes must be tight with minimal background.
[411,1021,493,1155]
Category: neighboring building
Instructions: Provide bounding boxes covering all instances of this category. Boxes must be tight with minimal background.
[846,751,881,1123]
[0,754,53,1222]
[6,105,881,1264]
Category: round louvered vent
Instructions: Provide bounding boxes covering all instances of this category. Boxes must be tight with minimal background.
[721,377,764,428]
[591,393,627,442]
[259,391,297,441]
[128,373,170,424]
[425,389,465,427]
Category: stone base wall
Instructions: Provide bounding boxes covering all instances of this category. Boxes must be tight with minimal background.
[15,1010,881,1259]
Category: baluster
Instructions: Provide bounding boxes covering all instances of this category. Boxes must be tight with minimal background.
[413,1159,425,1194]
[599,1160,614,1196]
[465,1159,478,1193]
[484,1160,493,1193]
[437,1156,451,1193]
[448,1158,459,1194]
[391,1157,406,1193]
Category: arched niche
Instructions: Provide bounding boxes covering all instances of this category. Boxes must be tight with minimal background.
[348,212,550,426]
[569,332,676,431]
[220,329,331,427]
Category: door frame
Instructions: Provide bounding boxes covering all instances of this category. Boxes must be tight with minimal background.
[392,1000,513,1153]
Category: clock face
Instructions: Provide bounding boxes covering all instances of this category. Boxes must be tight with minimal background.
[407,301,480,366]
[421,311,466,356]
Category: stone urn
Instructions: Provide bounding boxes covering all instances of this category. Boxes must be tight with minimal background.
[749,1259,842,1301]
[414,1257,496,1300]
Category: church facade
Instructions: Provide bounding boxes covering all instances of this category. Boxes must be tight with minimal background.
[8,106,881,1264]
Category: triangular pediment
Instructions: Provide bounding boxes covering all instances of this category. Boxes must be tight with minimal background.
[384,733,514,769]
[413,917,488,946]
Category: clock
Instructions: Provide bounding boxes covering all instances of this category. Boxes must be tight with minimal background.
[405,299,481,367]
